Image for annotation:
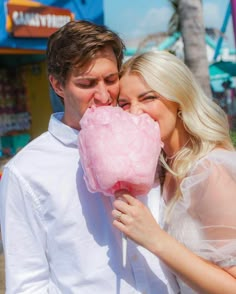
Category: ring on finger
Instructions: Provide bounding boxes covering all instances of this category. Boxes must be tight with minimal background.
[116,211,123,221]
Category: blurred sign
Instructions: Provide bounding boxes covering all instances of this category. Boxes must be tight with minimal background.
[7,3,74,38]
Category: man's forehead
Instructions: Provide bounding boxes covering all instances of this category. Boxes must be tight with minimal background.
[73,48,118,77]
[94,46,115,58]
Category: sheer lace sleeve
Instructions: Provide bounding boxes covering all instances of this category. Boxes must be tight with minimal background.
[166,149,236,267]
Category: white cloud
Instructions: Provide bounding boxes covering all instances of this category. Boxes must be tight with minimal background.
[203,2,221,28]
[203,2,235,47]
[140,7,172,30]
[128,6,172,38]
[121,1,235,47]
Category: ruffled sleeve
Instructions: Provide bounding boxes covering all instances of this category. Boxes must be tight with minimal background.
[166,149,236,267]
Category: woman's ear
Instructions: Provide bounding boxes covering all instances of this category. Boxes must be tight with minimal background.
[49,75,65,99]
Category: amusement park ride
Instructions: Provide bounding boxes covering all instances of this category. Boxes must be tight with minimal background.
[214,0,236,60]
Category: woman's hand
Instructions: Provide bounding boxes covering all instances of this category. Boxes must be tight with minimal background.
[112,191,236,294]
[112,190,163,253]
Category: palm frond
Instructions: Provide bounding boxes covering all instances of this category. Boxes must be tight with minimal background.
[167,0,180,35]
[205,27,227,40]
[137,32,170,51]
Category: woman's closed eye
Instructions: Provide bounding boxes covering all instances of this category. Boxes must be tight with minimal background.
[118,95,157,110]
[142,95,157,102]
[118,100,130,110]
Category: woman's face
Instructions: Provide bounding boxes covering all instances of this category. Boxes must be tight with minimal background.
[119,73,179,143]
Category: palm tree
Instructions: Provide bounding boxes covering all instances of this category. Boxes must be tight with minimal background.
[137,0,213,97]
[169,0,212,97]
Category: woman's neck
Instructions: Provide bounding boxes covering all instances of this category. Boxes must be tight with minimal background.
[163,125,190,158]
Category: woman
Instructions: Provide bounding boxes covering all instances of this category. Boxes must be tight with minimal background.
[112,51,236,293]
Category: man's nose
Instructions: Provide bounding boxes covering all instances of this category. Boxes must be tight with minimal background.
[94,83,111,105]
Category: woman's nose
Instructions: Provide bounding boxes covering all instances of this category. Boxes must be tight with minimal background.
[129,103,144,115]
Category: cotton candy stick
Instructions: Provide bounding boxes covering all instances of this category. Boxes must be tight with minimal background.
[122,233,127,267]
[116,192,129,267]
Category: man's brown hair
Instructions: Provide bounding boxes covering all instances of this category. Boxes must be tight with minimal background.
[46,20,125,85]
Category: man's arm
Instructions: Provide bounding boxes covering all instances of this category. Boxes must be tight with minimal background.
[0,166,50,293]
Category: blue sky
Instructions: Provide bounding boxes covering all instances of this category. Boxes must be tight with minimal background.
[104,0,235,48]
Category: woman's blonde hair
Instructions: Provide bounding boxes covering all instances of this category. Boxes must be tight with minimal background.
[121,51,234,200]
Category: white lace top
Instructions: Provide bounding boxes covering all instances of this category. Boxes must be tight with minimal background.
[162,149,236,293]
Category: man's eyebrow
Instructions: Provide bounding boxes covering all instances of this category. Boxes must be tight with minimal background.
[77,77,96,80]
[76,72,119,79]
[105,72,119,78]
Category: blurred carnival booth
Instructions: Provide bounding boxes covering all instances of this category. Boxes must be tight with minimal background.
[209,61,236,129]
[0,0,104,163]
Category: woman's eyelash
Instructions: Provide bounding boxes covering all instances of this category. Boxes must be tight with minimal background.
[118,102,129,108]
[144,96,157,100]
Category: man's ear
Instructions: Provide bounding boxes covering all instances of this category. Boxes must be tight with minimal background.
[49,75,65,99]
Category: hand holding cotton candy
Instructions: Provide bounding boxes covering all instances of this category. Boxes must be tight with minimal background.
[78,106,162,197]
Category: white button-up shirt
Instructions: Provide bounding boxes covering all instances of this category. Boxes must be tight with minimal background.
[0,113,179,294]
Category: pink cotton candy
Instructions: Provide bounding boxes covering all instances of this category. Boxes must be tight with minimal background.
[78,106,162,196]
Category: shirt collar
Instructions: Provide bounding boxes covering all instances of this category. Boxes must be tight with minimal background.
[48,112,79,148]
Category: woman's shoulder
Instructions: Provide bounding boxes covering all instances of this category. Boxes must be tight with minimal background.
[180,148,236,196]
[206,148,236,161]
[189,148,236,176]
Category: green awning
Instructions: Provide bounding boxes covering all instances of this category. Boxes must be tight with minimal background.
[209,61,236,93]
[210,78,233,92]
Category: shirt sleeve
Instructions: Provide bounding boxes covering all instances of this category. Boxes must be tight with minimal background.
[0,165,50,293]
[180,151,236,267]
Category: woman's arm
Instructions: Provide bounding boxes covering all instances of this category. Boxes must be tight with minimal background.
[112,192,236,294]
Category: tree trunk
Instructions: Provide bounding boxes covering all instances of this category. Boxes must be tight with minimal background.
[178,0,212,97]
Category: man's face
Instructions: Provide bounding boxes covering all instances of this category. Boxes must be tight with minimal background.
[50,46,119,130]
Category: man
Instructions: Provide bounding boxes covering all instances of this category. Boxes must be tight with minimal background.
[0,20,178,293]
